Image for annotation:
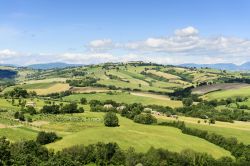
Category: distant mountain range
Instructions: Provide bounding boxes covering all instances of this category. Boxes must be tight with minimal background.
[179,62,250,71]
[26,62,83,70]
[2,61,250,71]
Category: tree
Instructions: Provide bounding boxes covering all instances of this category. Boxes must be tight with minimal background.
[26,106,36,115]
[0,137,11,165]
[14,111,19,119]
[104,112,119,127]
[14,112,25,121]
[209,118,216,124]
[61,102,78,113]
[8,87,28,98]
[40,105,60,114]
[182,98,193,107]
[80,98,87,105]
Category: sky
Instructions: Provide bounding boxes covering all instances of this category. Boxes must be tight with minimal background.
[0,0,250,65]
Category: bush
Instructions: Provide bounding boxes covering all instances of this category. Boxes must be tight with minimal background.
[36,131,60,145]
[104,112,119,127]
[182,98,193,106]
[80,98,87,104]
[133,113,157,124]
[14,112,25,121]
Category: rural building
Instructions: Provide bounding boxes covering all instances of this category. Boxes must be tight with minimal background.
[144,107,153,112]
[104,104,113,109]
[116,105,126,111]
[26,101,36,107]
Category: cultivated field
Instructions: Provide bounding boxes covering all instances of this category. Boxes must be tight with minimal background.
[203,85,250,100]
[192,83,250,95]
[63,92,183,108]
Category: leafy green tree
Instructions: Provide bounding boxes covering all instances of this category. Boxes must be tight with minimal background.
[18,112,25,121]
[104,112,119,127]
[0,137,11,165]
[8,87,28,98]
[80,98,87,104]
[182,98,193,106]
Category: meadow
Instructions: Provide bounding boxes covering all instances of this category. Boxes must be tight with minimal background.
[46,113,232,159]
[63,92,183,107]
[156,115,250,144]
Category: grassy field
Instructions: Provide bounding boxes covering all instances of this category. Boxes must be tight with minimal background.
[156,115,250,144]
[46,114,232,159]
[63,92,183,108]
[3,82,70,95]
[203,86,250,100]
[0,127,38,142]
[147,70,181,80]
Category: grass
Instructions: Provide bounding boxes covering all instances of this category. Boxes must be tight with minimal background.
[63,92,182,108]
[0,127,38,142]
[156,115,250,144]
[2,82,70,95]
[46,114,232,159]
[203,86,250,100]
[147,70,181,79]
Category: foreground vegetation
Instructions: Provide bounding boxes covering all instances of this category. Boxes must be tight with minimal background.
[1,62,250,165]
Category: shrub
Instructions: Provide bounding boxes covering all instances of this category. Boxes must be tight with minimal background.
[133,113,157,124]
[104,112,119,127]
[36,131,60,145]
[14,112,25,121]
[182,98,193,106]
[80,98,87,104]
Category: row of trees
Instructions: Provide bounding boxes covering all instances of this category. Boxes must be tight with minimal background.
[66,77,99,87]
[40,102,84,114]
[90,100,158,125]
[1,137,248,166]
[4,87,36,98]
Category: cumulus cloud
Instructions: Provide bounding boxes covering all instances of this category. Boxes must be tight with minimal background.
[0,49,19,58]
[2,26,250,65]
[88,39,113,51]
[174,26,199,36]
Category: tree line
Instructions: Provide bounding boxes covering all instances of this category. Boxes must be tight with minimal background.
[1,137,248,166]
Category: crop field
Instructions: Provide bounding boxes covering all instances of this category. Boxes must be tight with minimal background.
[24,78,67,84]
[2,82,70,95]
[203,85,250,100]
[46,114,232,158]
[147,70,181,80]
[63,92,183,107]
[70,86,110,93]
[192,83,250,95]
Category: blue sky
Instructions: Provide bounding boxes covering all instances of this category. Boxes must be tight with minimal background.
[0,0,250,65]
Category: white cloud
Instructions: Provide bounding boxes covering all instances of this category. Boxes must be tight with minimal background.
[0,49,19,58]
[174,26,199,36]
[88,39,113,51]
[2,26,250,65]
